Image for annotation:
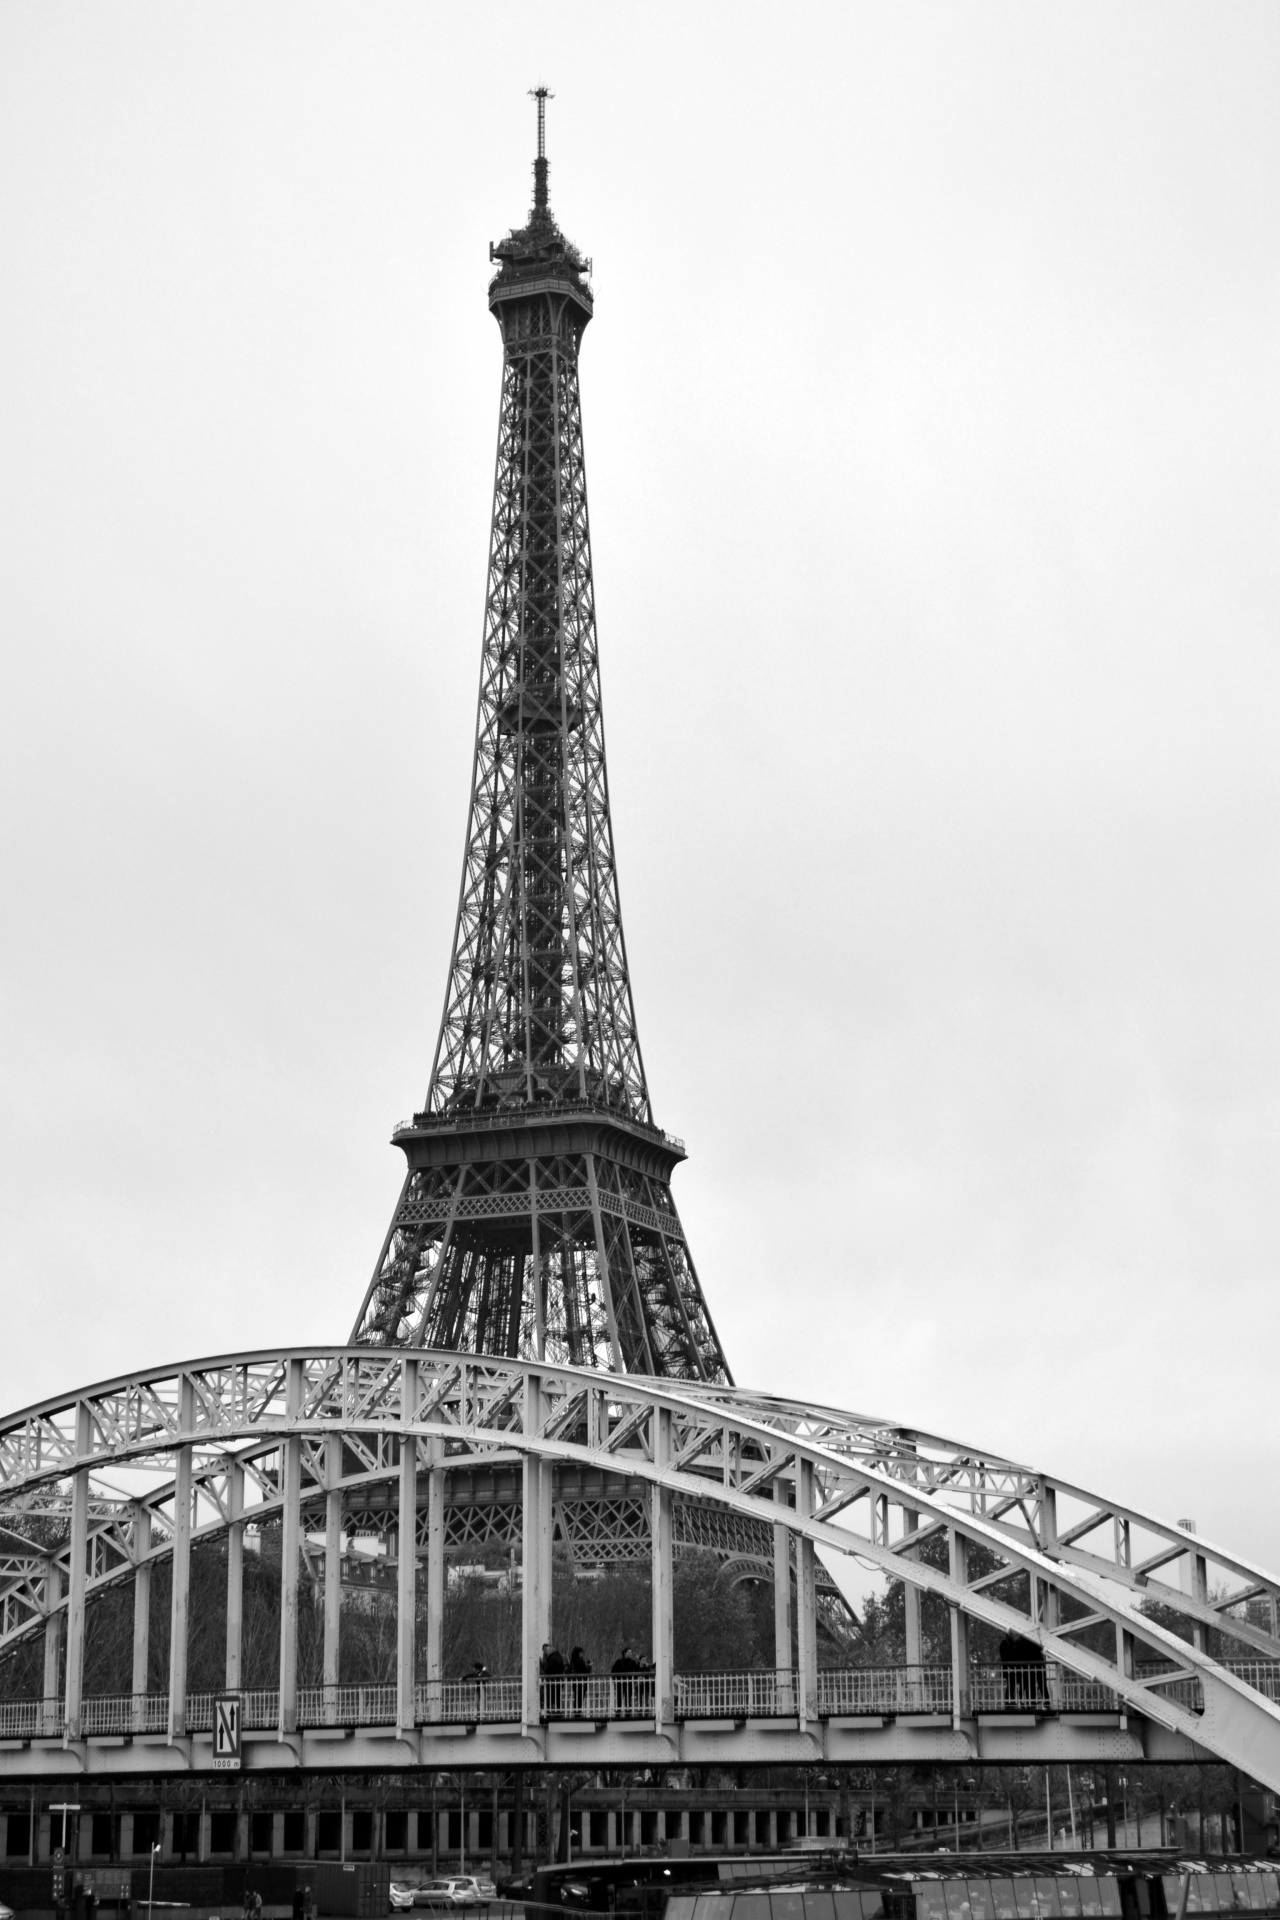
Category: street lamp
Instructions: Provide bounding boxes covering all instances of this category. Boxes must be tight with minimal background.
[147,1840,161,1916]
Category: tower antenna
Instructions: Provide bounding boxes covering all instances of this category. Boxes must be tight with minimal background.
[529,84,553,211]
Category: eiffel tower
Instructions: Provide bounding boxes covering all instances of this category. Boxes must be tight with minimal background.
[351,93,731,1384]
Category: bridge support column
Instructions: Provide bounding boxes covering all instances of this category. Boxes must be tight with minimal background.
[324,1434,342,1721]
[948,1527,969,1725]
[131,1508,151,1730]
[795,1459,817,1727]
[773,1479,792,1691]
[279,1358,303,1737]
[397,1356,419,1733]
[168,1376,195,1740]
[225,1461,243,1691]
[522,1374,552,1734]
[425,1435,444,1710]
[64,1402,90,1740]
[652,1404,674,1731]
[41,1563,62,1735]
[903,1509,922,1669]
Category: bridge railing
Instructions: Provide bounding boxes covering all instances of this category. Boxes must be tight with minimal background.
[818,1665,952,1717]
[18,1655,1280,1741]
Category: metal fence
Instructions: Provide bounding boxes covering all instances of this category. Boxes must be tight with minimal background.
[21,1651,1280,1740]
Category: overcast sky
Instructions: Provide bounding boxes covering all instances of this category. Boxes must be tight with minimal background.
[2,5,1278,1564]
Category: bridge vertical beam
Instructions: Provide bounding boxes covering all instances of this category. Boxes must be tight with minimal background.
[278,1357,303,1737]
[397,1356,419,1733]
[773,1478,792,1682]
[652,1404,674,1732]
[424,1435,445,1707]
[324,1433,342,1720]
[225,1461,243,1692]
[168,1374,195,1740]
[948,1527,969,1726]
[1190,1551,1209,1655]
[41,1563,62,1734]
[902,1509,923,1668]
[795,1459,817,1728]
[131,1508,152,1731]
[522,1373,552,1734]
[64,1400,91,1740]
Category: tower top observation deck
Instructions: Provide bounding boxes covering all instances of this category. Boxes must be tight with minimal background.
[488,86,593,321]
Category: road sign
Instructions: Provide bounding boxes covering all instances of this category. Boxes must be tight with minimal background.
[212,1694,241,1770]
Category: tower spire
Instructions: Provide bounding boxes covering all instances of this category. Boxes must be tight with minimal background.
[351,105,730,1384]
[530,84,552,213]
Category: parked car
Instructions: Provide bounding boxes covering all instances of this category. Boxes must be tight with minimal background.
[413,1878,497,1908]
[390,1884,420,1912]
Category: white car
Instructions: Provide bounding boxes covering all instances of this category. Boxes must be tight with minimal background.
[414,1879,497,1908]
[390,1886,419,1913]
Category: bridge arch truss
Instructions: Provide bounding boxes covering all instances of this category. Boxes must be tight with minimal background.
[0,1347,1277,1781]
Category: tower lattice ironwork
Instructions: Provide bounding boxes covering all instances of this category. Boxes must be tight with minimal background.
[351,95,730,1383]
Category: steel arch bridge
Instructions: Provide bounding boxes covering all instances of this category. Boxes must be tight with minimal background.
[0,1346,1276,1784]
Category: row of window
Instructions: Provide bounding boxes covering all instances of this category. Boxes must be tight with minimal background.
[7,1806,834,1860]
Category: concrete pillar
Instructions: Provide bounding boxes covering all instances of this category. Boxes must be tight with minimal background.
[168,1375,196,1739]
[948,1528,969,1725]
[773,1478,792,1679]
[324,1432,342,1715]
[42,1564,63,1732]
[651,1404,674,1730]
[131,1508,152,1729]
[522,1373,552,1732]
[397,1355,419,1733]
[795,1459,817,1727]
[64,1401,91,1738]
[225,1461,244,1691]
[279,1358,304,1735]
[902,1509,923,1668]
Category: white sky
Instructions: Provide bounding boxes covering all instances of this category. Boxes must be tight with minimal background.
[2,5,1278,1561]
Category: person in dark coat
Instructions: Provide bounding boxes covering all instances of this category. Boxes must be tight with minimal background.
[539,1642,565,1718]
[568,1645,592,1717]
[612,1647,640,1716]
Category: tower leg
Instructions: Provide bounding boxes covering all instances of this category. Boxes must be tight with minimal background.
[903,1509,923,1680]
[424,1437,444,1715]
[795,1459,817,1728]
[948,1528,969,1726]
[522,1374,552,1734]
[42,1565,62,1735]
[278,1358,303,1737]
[324,1434,342,1721]
[65,1412,89,1739]
[774,1479,793,1707]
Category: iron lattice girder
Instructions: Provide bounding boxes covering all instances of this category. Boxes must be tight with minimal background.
[351,165,729,1385]
[2,1349,1280,1786]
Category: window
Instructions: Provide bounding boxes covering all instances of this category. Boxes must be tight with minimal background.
[210,1812,237,1855]
[251,1813,273,1855]
[712,1813,727,1847]
[689,1812,704,1846]
[6,1815,30,1858]
[733,1812,749,1846]
[665,1812,682,1841]
[317,1811,342,1854]
[590,1812,608,1849]
[815,1811,830,1838]
[754,1811,769,1845]
[385,1812,407,1852]
[415,1811,435,1851]
[283,1812,306,1854]
[776,1812,792,1844]
[351,1811,373,1853]
[447,1811,461,1850]
[478,1810,493,1848]
[132,1813,159,1855]
[641,1812,657,1846]
[89,1815,113,1858]
[173,1813,199,1858]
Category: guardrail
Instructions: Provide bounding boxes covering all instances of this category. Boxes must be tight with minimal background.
[13,1655,1278,1741]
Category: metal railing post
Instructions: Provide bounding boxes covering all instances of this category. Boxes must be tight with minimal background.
[902,1508,923,1670]
[42,1562,63,1734]
[131,1507,152,1732]
[279,1357,303,1736]
[773,1477,792,1710]
[397,1355,419,1733]
[651,1404,674,1732]
[168,1375,195,1740]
